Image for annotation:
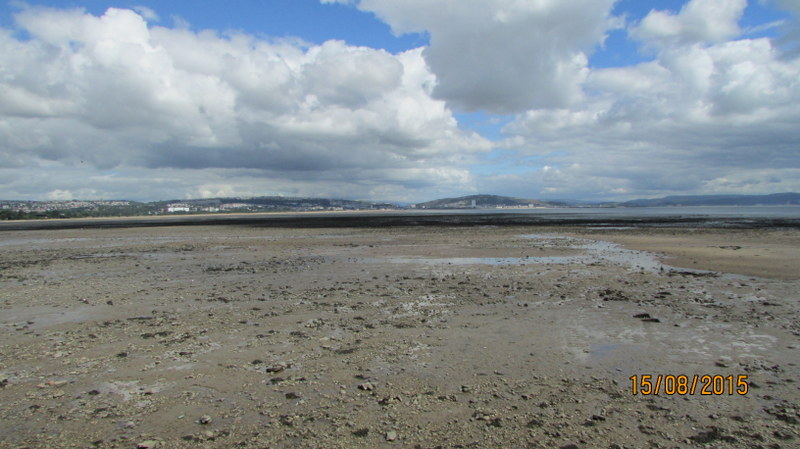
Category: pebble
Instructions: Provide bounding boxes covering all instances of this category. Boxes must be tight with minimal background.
[386,430,398,441]
[266,362,289,373]
[198,415,212,425]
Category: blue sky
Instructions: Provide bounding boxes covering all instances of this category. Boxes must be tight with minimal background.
[0,0,798,202]
[1,0,429,51]
[3,0,784,62]
[6,0,786,64]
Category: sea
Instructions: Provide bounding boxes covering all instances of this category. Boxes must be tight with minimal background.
[422,205,800,219]
[1,205,799,231]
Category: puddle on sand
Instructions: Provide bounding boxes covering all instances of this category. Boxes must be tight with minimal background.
[359,256,584,266]
[357,234,742,278]
[589,343,623,360]
[360,235,665,270]
[0,237,95,247]
[1,306,97,329]
[523,234,732,276]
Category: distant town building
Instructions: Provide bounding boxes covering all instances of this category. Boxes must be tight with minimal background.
[220,203,253,210]
[165,203,190,213]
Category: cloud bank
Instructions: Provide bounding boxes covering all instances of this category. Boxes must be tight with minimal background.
[341,0,619,113]
[0,6,488,201]
[497,0,800,198]
[1,0,799,202]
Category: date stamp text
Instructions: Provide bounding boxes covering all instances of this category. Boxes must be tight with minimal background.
[630,374,749,396]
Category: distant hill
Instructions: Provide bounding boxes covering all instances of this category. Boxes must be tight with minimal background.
[4,192,798,221]
[414,193,800,209]
[0,196,398,220]
[415,194,563,209]
[620,192,800,207]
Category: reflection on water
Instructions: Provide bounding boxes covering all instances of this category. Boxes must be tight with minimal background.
[589,343,623,360]
[359,256,583,266]
[360,234,668,271]
[0,237,95,247]
[356,233,744,278]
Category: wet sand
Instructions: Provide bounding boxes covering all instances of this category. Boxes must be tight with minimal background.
[0,224,798,448]
[569,228,800,280]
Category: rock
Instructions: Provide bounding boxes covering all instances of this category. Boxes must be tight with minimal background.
[386,430,398,441]
[358,382,375,391]
[279,414,299,426]
[600,289,629,301]
[526,418,544,428]
[352,428,369,437]
[137,440,159,448]
[265,362,289,373]
[689,427,737,444]
[198,415,212,425]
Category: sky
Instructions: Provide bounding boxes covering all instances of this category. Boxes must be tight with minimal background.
[0,0,799,203]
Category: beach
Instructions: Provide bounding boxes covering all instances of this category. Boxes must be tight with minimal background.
[1,221,798,448]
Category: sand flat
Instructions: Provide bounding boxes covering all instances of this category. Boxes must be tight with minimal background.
[0,225,798,448]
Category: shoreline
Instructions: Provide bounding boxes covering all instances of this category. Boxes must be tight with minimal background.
[2,208,800,231]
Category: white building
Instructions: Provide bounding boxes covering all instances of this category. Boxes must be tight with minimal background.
[166,203,191,213]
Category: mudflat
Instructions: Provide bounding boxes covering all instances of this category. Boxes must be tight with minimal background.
[0,224,798,448]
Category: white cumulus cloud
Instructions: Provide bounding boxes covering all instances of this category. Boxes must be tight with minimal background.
[630,0,747,48]
[343,0,620,113]
[500,0,800,200]
[0,5,491,201]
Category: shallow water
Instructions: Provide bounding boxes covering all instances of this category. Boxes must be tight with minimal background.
[358,233,757,280]
[359,256,580,266]
[362,234,676,272]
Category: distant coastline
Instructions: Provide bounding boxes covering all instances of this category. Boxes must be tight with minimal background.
[1,206,799,231]
[2,192,798,222]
